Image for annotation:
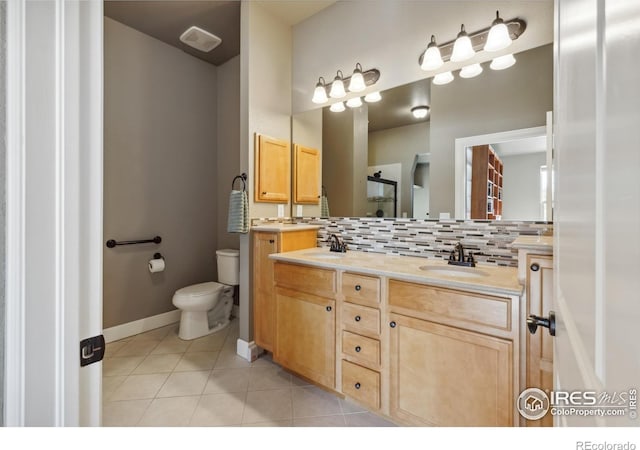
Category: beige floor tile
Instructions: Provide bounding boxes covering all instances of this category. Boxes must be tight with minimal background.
[102,399,152,426]
[150,334,191,355]
[293,415,347,427]
[339,397,368,414]
[137,396,200,427]
[242,388,293,424]
[187,330,229,352]
[102,356,145,377]
[343,412,397,427]
[131,353,182,375]
[174,351,219,372]
[189,392,246,426]
[250,352,276,368]
[203,368,251,394]
[291,373,313,387]
[241,419,292,427]
[102,376,127,402]
[214,349,252,369]
[292,386,342,418]
[114,340,159,357]
[248,366,292,391]
[110,373,169,401]
[104,341,129,358]
[156,370,209,398]
[131,324,177,342]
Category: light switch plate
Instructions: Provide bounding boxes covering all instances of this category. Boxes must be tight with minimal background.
[277,204,285,217]
[296,205,303,216]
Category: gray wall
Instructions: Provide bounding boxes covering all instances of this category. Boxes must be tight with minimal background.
[501,152,547,220]
[104,18,219,328]
[429,44,553,217]
[0,0,5,426]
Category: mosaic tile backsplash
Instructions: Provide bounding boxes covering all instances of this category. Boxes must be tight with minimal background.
[252,217,553,267]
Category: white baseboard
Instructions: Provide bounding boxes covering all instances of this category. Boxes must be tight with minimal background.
[236,338,263,362]
[103,309,181,343]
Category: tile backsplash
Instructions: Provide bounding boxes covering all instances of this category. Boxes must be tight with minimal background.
[251,217,553,267]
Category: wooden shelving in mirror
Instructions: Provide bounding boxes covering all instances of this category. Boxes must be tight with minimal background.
[470,145,503,220]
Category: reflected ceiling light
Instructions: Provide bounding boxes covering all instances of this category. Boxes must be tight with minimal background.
[420,35,444,71]
[484,11,512,52]
[411,106,430,119]
[348,63,366,92]
[329,70,346,98]
[346,97,363,108]
[433,71,454,85]
[490,53,516,70]
[329,102,345,112]
[459,63,483,78]
[311,77,328,104]
[364,91,382,103]
[450,25,475,62]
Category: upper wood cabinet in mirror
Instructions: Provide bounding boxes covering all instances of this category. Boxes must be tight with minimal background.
[293,144,320,205]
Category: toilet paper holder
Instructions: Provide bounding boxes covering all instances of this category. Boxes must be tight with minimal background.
[153,253,164,260]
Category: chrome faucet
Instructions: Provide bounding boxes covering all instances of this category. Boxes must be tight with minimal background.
[329,234,347,253]
[448,242,476,267]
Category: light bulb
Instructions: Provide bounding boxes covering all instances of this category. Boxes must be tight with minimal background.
[411,106,430,119]
[433,71,454,85]
[364,91,382,103]
[348,63,366,92]
[484,11,512,52]
[330,102,345,112]
[329,70,346,98]
[460,63,483,78]
[490,53,516,70]
[421,35,444,71]
[346,97,363,108]
[311,77,328,104]
[450,24,475,62]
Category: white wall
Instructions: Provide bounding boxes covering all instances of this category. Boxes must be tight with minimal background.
[413,163,430,219]
[501,152,546,220]
[0,0,5,425]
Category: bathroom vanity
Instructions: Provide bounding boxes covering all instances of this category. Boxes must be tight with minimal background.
[268,248,525,426]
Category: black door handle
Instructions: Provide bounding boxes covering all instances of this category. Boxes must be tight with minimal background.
[527,311,556,336]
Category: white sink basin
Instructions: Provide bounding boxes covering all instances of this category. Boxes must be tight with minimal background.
[418,265,488,278]
[302,252,346,260]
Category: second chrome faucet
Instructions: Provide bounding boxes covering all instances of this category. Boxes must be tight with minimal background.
[329,234,348,253]
[448,242,475,267]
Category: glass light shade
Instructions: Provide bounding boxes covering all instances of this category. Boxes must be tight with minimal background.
[329,102,345,112]
[311,80,328,104]
[433,71,454,85]
[411,106,430,119]
[484,12,512,52]
[450,25,475,62]
[459,63,483,78]
[364,91,382,103]
[421,36,444,71]
[346,97,363,108]
[329,71,346,98]
[348,63,366,92]
[490,53,516,70]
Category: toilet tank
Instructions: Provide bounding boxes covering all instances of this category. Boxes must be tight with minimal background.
[216,249,240,285]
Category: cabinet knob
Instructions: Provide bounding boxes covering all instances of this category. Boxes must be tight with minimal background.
[530,263,540,272]
[390,321,396,328]
[262,192,267,195]
[355,284,361,291]
[355,346,361,353]
[269,239,275,244]
[326,306,332,312]
[355,382,361,389]
[354,315,361,322]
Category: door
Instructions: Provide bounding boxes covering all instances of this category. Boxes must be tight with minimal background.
[5,0,103,425]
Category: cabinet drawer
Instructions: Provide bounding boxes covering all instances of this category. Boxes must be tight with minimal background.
[274,262,336,296]
[342,360,380,410]
[342,302,380,335]
[342,273,380,307]
[342,331,380,367]
[389,280,512,334]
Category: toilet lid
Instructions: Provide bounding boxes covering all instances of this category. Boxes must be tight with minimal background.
[175,282,223,298]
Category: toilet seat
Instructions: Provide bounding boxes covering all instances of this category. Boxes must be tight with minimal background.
[174,281,223,299]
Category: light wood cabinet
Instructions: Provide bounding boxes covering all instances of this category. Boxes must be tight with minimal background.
[252,230,317,352]
[293,144,320,204]
[254,133,290,203]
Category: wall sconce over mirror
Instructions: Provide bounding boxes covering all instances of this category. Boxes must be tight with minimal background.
[311,63,381,106]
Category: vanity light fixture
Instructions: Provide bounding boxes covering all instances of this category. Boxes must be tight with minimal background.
[411,106,430,119]
[433,71,454,85]
[459,63,483,78]
[421,35,444,71]
[311,65,381,105]
[364,91,382,103]
[450,25,475,62]
[329,101,346,112]
[312,77,328,104]
[348,63,367,92]
[490,53,516,70]
[346,97,363,108]
[484,11,512,52]
[329,70,346,98]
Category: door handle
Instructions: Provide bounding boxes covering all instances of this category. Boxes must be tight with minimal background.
[527,311,556,336]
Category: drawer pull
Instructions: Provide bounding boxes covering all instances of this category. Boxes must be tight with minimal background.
[355,346,361,353]
[355,315,361,322]
[530,263,540,272]
[355,284,361,291]
[390,321,396,328]
[326,306,332,312]
[355,382,361,389]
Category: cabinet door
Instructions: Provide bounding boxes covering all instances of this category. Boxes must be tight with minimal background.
[293,144,320,204]
[255,134,290,203]
[253,232,278,351]
[389,313,513,426]
[274,288,335,389]
[526,254,554,427]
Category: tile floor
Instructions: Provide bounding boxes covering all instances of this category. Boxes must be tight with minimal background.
[103,318,396,427]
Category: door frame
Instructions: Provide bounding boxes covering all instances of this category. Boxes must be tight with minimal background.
[4,0,103,426]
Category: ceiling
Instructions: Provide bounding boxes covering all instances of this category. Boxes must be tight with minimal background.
[367,78,431,132]
[104,0,335,66]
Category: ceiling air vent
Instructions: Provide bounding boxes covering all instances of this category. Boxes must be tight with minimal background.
[179,26,222,53]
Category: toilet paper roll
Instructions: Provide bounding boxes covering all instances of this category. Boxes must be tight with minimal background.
[149,258,165,273]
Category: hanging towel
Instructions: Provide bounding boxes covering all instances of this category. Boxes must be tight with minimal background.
[227,189,248,233]
[320,194,330,217]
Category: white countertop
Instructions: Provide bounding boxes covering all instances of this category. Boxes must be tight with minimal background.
[251,223,321,232]
[512,235,553,253]
[269,247,523,296]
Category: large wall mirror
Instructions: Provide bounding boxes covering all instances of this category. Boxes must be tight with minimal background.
[291,43,554,221]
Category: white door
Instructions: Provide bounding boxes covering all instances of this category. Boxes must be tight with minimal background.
[5,0,103,426]
[554,0,640,426]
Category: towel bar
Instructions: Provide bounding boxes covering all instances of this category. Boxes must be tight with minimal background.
[106,236,162,248]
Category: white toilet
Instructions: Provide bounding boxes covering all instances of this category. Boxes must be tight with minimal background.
[172,249,239,340]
